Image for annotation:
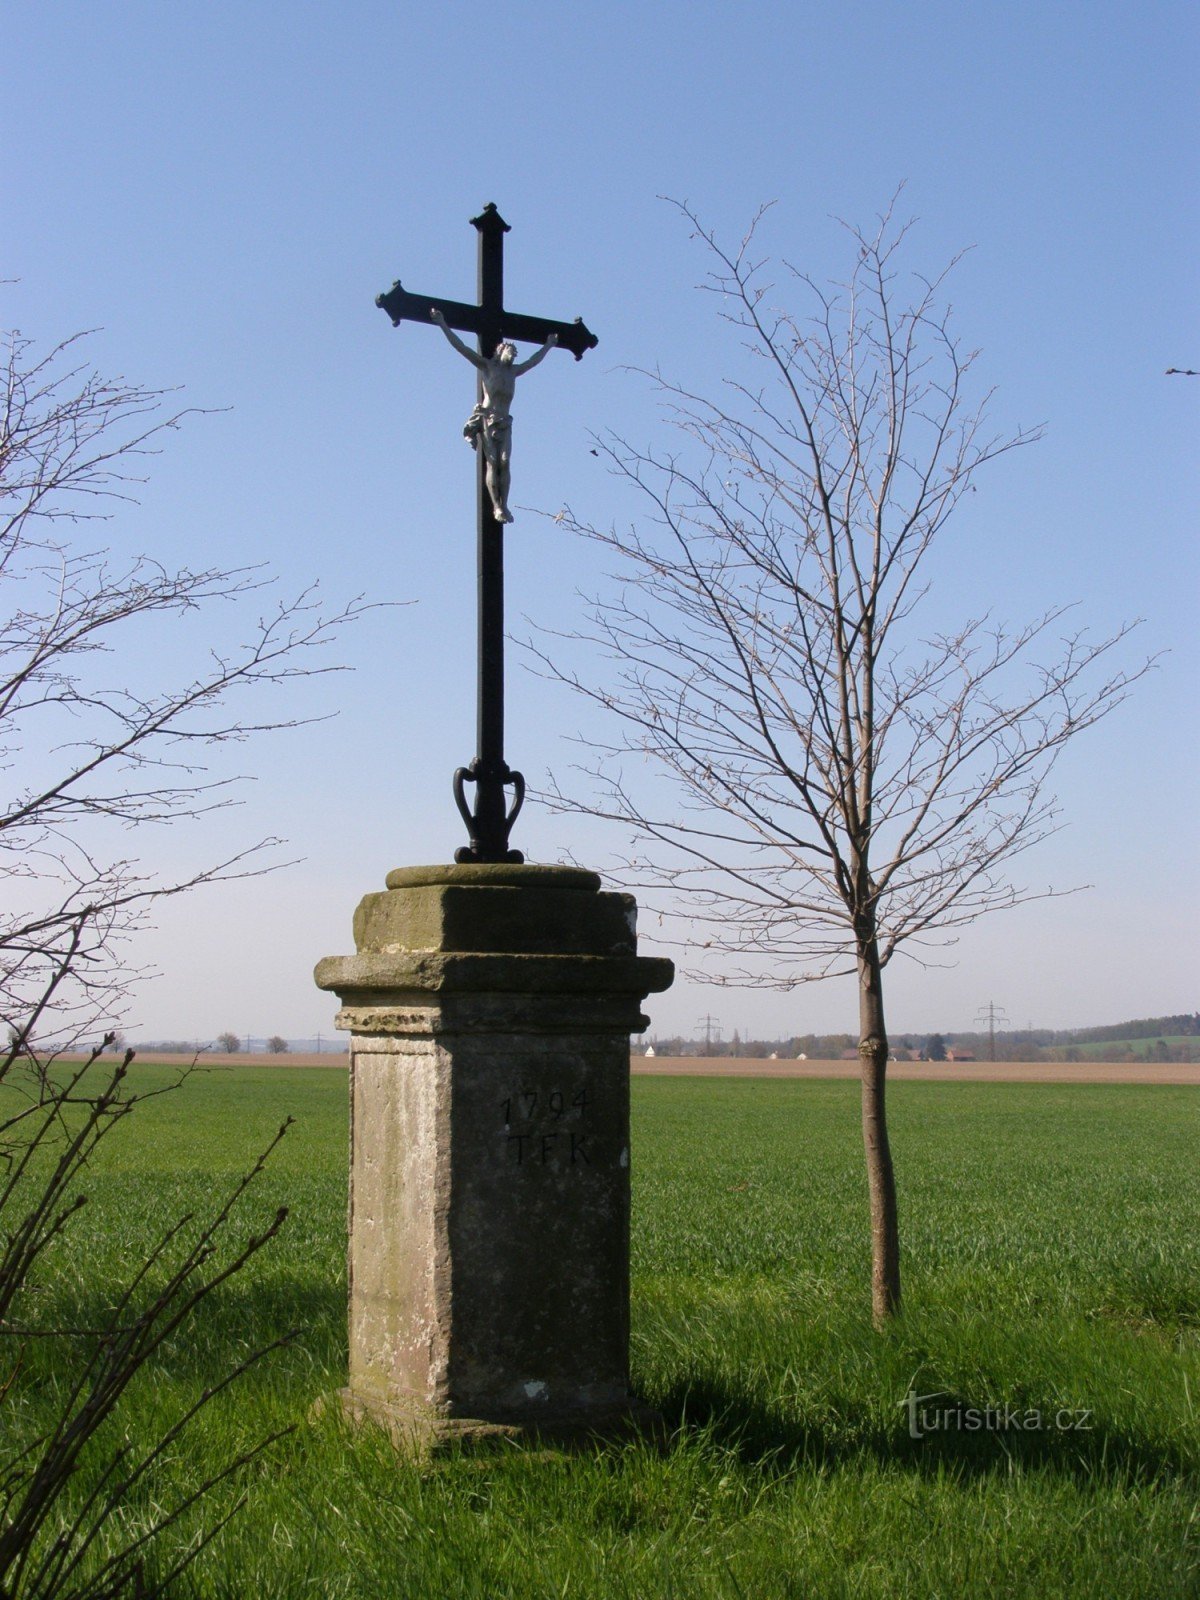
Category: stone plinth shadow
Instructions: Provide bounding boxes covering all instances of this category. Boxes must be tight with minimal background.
[314,863,673,1448]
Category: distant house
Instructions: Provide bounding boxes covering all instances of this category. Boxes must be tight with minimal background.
[644,1045,656,1058]
[946,1048,976,1062]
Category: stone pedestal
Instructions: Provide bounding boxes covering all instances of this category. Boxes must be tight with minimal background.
[314,863,673,1447]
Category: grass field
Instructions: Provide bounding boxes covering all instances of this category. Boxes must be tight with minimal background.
[4,1066,1198,1597]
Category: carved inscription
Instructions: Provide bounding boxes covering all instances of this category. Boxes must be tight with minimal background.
[501,1087,592,1167]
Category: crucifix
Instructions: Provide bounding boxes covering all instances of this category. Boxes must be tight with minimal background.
[377,203,598,864]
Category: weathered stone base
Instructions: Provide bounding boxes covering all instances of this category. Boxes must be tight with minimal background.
[314,864,674,1454]
[336,1385,667,1455]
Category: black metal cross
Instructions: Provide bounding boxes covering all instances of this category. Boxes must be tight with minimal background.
[377,203,598,863]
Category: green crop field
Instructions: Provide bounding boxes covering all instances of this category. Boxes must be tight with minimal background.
[3,1066,1197,1597]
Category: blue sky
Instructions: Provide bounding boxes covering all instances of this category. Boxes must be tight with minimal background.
[5,1,1197,1043]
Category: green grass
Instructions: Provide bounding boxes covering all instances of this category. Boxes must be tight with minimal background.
[3,1065,1198,1597]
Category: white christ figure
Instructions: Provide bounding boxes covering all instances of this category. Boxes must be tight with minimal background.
[431,307,557,523]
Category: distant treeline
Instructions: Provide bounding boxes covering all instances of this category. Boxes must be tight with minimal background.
[643,1013,1199,1063]
[646,1033,857,1060]
[1058,1013,1199,1044]
[130,1014,1197,1064]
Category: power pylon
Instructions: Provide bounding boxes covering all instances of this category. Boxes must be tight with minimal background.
[974,1000,1009,1062]
[695,1014,722,1056]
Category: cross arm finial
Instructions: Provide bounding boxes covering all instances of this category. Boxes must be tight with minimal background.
[471,202,511,237]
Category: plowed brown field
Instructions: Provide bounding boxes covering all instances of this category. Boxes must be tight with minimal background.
[631,1056,1200,1084]
[121,1051,1200,1084]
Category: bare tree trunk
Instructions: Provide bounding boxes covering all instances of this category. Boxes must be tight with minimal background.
[858,935,900,1322]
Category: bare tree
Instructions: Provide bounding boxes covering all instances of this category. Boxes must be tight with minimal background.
[265,1035,289,1055]
[216,1032,242,1055]
[1,326,371,1059]
[0,320,373,1588]
[538,204,1146,1322]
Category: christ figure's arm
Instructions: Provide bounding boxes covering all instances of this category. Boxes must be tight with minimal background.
[430,309,486,370]
[510,332,558,377]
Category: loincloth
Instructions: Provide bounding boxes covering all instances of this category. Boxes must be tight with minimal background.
[463,406,512,449]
